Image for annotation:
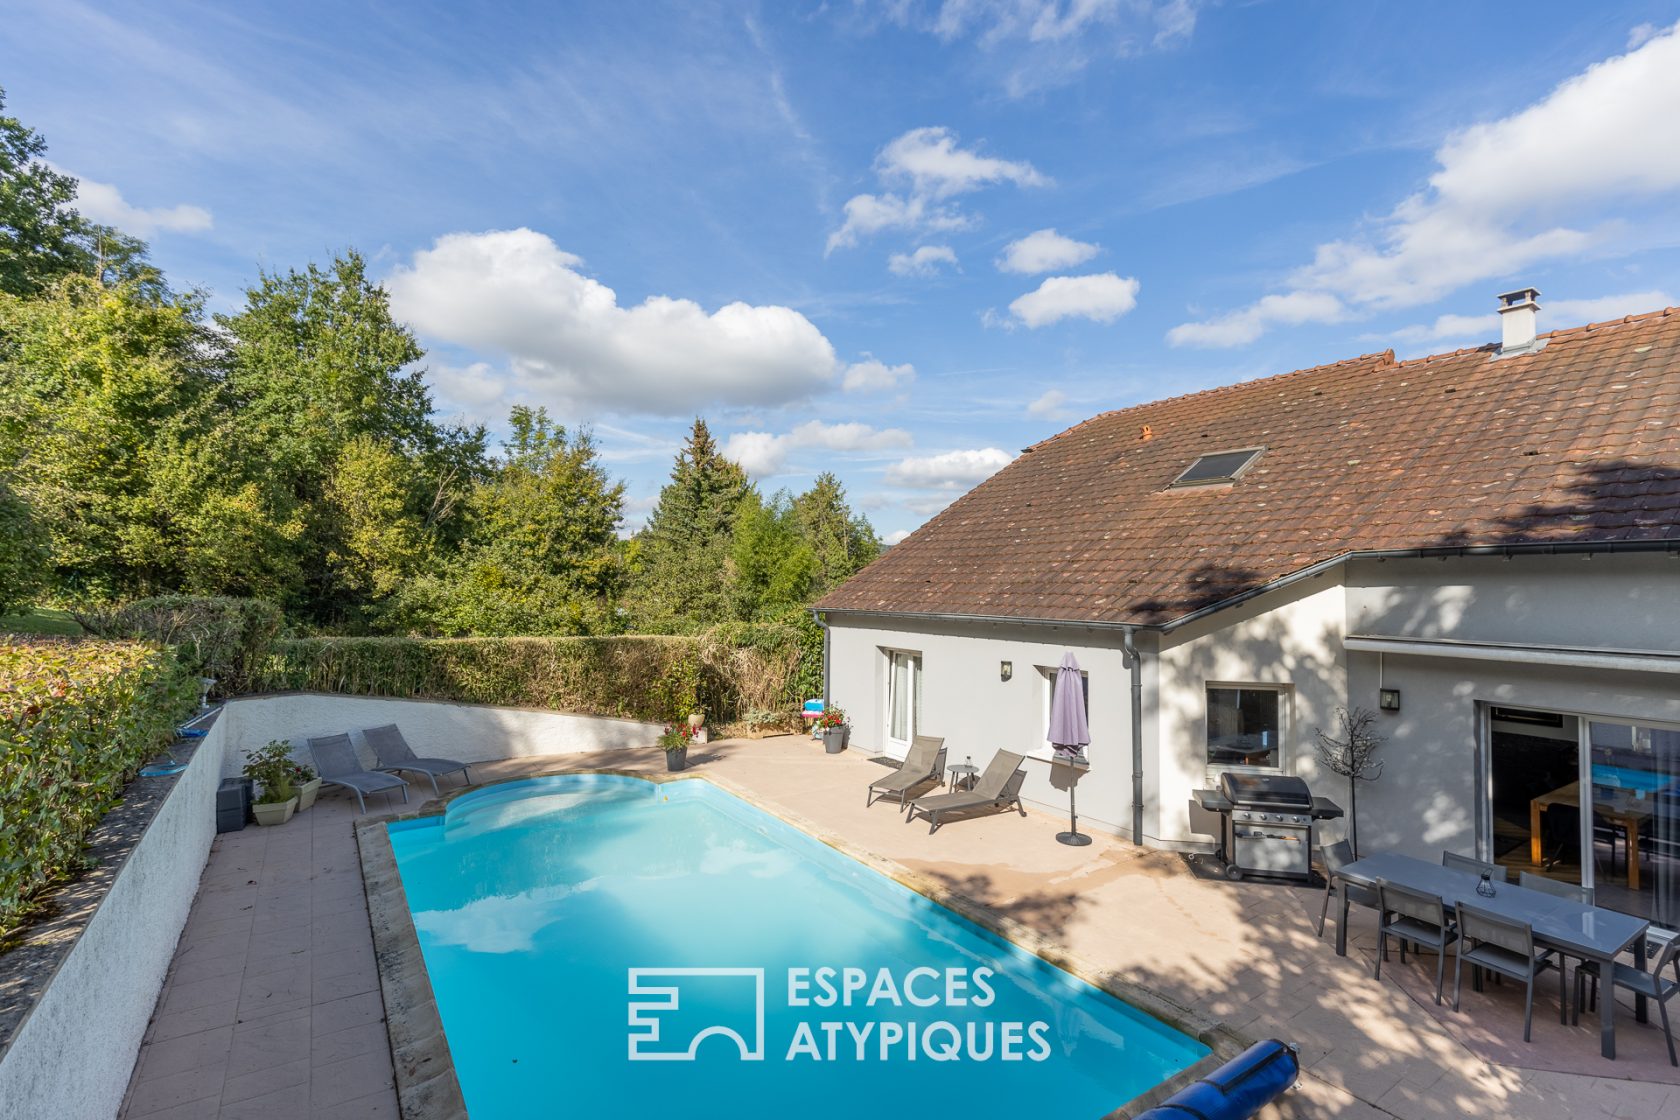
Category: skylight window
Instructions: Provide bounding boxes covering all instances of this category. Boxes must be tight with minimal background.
[1170,447,1264,488]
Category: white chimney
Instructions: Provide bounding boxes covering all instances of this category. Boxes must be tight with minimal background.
[1497,287,1541,354]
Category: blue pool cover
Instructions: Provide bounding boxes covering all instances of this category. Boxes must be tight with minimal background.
[387,774,1211,1119]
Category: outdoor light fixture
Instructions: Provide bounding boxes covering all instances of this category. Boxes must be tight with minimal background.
[1000,660,1013,682]
[1379,688,1401,712]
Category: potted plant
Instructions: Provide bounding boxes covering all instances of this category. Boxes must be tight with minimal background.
[816,706,850,754]
[658,722,696,772]
[243,741,299,826]
[687,708,708,744]
[290,756,322,811]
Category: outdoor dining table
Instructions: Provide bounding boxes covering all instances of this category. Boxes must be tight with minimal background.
[1334,852,1651,1059]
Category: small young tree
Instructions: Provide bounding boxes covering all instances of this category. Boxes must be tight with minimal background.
[1314,706,1386,857]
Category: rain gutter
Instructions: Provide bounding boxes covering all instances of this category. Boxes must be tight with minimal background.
[1123,625,1144,847]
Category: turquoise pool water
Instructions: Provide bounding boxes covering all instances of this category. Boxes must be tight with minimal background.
[387,775,1209,1119]
[1591,764,1676,794]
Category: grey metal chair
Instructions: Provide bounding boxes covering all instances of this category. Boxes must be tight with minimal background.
[1442,851,1505,880]
[1454,902,1562,1042]
[1316,839,1378,939]
[905,750,1027,834]
[307,733,408,814]
[866,734,946,809]
[362,723,471,797]
[1573,927,1680,1060]
[1375,879,1459,1005]
[1516,871,1593,905]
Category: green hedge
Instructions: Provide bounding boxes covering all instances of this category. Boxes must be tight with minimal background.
[0,638,197,936]
[253,621,820,725]
[73,595,286,696]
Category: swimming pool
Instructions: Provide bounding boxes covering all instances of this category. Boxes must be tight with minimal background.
[386,774,1210,1119]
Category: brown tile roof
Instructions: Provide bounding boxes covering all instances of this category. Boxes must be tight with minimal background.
[819,308,1680,627]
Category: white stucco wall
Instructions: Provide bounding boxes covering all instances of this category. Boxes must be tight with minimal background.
[1155,573,1349,849]
[1347,552,1678,648]
[0,716,223,1120]
[219,693,662,779]
[824,616,1138,837]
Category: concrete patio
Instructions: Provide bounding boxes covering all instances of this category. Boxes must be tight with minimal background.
[120,735,1680,1120]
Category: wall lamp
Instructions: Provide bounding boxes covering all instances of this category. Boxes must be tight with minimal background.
[1000,661,1013,682]
[1378,688,1401,712]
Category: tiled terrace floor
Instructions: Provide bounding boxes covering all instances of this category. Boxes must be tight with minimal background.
[121,737,1680,1119]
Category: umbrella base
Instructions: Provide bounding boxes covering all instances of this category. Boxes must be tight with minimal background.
[1056,831,1093,846]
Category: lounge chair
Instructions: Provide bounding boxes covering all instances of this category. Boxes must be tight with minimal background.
[362,723,471,797]
[905,750,1027,834]
[307,733,409,814]
[866,734,946,809]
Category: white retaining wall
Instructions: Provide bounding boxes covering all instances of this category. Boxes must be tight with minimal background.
[0,716,223,1120]
[219,693,662,778]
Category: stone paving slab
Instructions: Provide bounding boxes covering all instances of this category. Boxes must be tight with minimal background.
[120,735,1680,1119]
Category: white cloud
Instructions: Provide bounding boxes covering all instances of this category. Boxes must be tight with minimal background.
[1004,272,1140,328]
[883,528,911,546]
[388,229,866,414]
[1168,21,1680,346]
[886,447,1014,489]
[723,421,913,477]
[1027,388,1073,420]
[1628,22,1660,49]
[1167,291,1346,348]
[888,245,960,277]
[997,228,1100,274]
[69,173,212,237]
[1385,289,1675,345]
[841,356,917,392]
[827,127,1046,251]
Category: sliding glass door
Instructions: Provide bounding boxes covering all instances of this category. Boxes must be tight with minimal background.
[1488,705,1680,927]
[885,650,922,756]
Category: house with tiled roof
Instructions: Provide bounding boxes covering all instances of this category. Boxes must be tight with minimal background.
[816,290,1680,924]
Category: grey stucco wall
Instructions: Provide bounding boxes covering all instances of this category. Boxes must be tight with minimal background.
[0,716,223,1120]
[825,615,1139,837]
[1346,552,1678,647]
[220,693,662,779]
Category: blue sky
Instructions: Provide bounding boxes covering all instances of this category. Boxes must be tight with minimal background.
[7,1,1680,541]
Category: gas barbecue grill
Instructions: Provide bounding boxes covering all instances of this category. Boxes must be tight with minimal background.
[1192,773,1343,882]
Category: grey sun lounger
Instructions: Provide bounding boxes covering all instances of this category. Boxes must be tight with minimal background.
[905,749,1028,834]
[307,733,409,814]
[867,734,947,809]
[362,723,471,797]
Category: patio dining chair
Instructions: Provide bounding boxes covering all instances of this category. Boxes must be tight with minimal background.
[1315,839,1377,940]
[1453,902,1563,1042]
[1573,926,1680,1062]
[1442,851,1505,880]
[1375,880,1459,1005]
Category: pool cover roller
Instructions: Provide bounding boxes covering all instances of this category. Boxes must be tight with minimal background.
[1133,1039,1298,1120]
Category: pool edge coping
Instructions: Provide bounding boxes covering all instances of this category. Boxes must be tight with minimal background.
[357,765,1256,1120]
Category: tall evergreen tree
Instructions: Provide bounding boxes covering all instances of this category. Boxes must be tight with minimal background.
[626,418,751,631]
[790,471,881,594]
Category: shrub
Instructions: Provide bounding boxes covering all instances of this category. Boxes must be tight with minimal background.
[252,623,820,726]
[242,740,297,804]
[0,638,197,936]
[73,595,285,695]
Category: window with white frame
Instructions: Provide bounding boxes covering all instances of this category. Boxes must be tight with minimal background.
[1205,686,1286,769]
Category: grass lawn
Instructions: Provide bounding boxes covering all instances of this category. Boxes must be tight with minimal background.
[0,607,84,637]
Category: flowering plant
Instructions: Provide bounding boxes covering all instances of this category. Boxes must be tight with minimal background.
[815,706,847,731]
[657,722,697,752]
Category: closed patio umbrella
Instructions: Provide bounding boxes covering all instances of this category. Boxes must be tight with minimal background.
[1049,651,1092,847]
